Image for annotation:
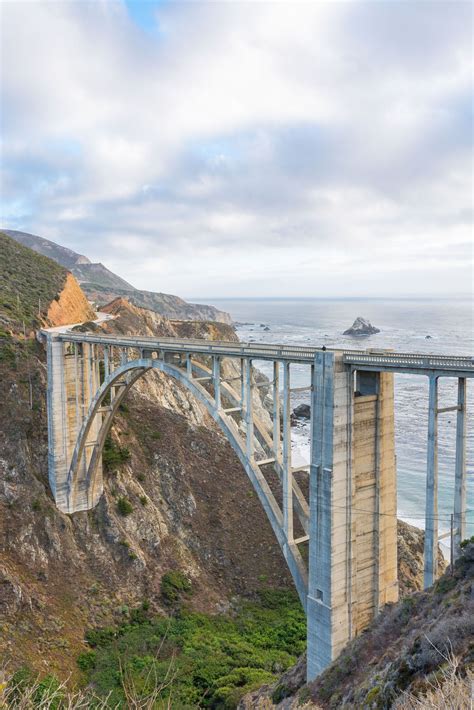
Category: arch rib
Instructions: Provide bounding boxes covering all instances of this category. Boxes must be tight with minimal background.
[68,357,308,607]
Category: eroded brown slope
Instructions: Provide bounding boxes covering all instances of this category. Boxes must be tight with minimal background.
[45,272,96,326]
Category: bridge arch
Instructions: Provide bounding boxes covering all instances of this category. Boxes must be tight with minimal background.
[67,356,309,607]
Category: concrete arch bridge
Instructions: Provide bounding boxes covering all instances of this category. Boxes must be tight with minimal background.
[43,331,473,680]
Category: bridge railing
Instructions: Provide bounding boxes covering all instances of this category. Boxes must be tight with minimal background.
[342,351,474,372]
[51,331,474,373]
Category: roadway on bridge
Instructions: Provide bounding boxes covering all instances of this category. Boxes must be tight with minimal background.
[46,330,474,376]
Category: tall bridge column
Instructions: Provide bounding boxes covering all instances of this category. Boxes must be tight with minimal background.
[453,377,467,559]
[307,353,397,680]
[424,375,439,588]
[46,334,103,513]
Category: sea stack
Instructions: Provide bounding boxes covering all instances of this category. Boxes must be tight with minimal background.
[343,316,380,336]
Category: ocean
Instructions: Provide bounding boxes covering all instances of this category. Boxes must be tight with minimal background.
[194,297,474,550]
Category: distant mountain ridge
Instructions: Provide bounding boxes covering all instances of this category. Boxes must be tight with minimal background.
[4,229,232,324]
[3,229,91,269]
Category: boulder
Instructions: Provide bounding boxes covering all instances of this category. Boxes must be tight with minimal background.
[293,403,311,420]
[343,317,380,336]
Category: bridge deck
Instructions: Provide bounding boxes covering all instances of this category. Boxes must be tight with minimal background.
[52,332,474,376]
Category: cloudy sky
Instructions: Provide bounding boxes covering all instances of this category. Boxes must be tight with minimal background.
[1,0,472,298]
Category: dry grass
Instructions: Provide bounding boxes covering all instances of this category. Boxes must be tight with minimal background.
[393,646,473,710]
[0,677,108,709]
[0,656,177,709]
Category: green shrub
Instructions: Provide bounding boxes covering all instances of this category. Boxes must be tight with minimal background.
[213,668,275,708]
[139,495,148,506]
[84,627,117,648]
[77,651,97,672]
[434,576,457,595]
[78,589,305,708]
[160,570,192,605]
[103,436,131,472]
[460,535,474,548]
[272,683,291,703]
[8,673,63,707]
[117,497,133,516]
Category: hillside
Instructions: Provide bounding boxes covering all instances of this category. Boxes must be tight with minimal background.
[240,543,474,709]
[71,262,135,291]
[4,228,232,324]
[2,229,92,269]
[0,231,95,335]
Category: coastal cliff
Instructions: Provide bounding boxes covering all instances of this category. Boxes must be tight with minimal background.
[0,231,94,335]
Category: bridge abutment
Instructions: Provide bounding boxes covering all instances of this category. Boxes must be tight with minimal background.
[47,336,103,513]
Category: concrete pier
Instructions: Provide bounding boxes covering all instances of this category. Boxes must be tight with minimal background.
[306,353,397,678]
[47,339,103,512]
[454,377,467,559]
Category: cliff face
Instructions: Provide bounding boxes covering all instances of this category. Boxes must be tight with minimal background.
[398,519,446,597]
[45,272,96,327]
[89,284,233,324]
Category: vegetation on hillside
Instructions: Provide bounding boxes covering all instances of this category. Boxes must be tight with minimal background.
[0,231,67,333]
[3,589,305,709]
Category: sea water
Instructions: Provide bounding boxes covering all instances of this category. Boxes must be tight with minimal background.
[194,297,474,550]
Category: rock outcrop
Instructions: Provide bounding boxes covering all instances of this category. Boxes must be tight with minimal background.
[292,404,311,420]
[343,316,380,336]
[45,272,96,327]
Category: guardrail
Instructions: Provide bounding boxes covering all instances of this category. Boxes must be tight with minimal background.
[49,332,474,374]
[342,352,474,372]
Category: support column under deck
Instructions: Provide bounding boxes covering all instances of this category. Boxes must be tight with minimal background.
[424,375,439,588]
[453,377,467,559]
[273,361,281,466]
[46,335,103,513]
[245,359,254,461]
[213,356,221,410]
[282,362,293,541]
[307,351,336,680]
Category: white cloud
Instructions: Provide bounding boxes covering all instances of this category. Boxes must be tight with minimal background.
[0,0,472,297]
